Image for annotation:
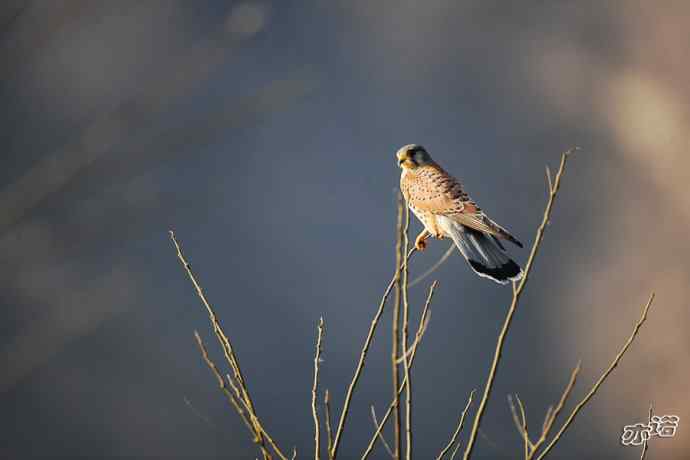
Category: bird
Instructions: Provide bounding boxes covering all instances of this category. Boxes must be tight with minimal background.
[396,144,523,284]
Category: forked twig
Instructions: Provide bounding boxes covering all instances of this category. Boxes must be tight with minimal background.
[193,331,255,437]
[462,147,578,460]
[535,293,655,459]
[436,390,476,460]
[361,281,437,459]
[329,246,417,459]
[170,231,287,460]
[507,293,653,460]
[529,362,580,457]
[224,373,288,460]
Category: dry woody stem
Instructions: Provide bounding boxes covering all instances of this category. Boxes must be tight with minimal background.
[329,245,417,459]
[361,281,437,460]
[462,147,577,460]
[312,318,325,460]
[436,390,476,460]
[193,331,255,437]
[535,293,655,459]
[370,406,395,458]
[324,390,334,459]
[391,192,404,460]
[170,231,288,460]
[401,206,413,460]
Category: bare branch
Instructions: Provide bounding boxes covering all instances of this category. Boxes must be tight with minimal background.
[436,390,476,460]
[193,332,255,438]
[530,362,580,457]
[371,406,395,458]
[329,244,417,459]
[401,206,413,460]
[516,395,530,459]
[541,406,553,435]
[641,402,653,460]
[545,166,553,194]
[395,310,431,365]
[171,231,287,460]
[361,281,437,460]
[450,442,462,460]
[462,147,578,460]
[508,394,532,459]
[324,390,334,459]
[392,191,404,460]
[536,293,655,459]
[409,242,455,288]
[224,373,289,460]
[312,318,325,460]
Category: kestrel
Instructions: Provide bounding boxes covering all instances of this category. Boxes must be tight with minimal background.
[397,144,523,284]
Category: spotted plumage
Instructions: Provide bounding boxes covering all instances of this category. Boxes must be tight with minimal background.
[396,144,523,284]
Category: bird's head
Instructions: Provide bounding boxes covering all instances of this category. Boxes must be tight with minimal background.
[396,144,432,170]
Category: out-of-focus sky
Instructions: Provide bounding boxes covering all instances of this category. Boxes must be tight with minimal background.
[1,1,688,459]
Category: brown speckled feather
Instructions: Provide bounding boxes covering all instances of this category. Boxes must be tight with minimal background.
[401,162,522,247]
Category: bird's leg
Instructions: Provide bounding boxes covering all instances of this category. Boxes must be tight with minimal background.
[414,229,431,251]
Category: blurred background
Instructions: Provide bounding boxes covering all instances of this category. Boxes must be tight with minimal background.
[1,1,688,459]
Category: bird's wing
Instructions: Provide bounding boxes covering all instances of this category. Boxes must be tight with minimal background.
[404,164,522,247]
[403,164,483,218]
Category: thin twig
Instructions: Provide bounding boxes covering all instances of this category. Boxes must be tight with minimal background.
[508,394,533,458]
[225,373,290,460]
[516,396,530,459]
[312,318,325,460]
[361,281,437,459]
[541,406,553,435]
[392,192,404,460]
[508,395,525,440]
[171,231,286,460]
[529,362,580,457]
[371,406,395,458]
[545,166,553,194]
[193,332,255,437]
[409,242,455,287]
[401,206,413,460]
[462,147,578,460]
[641,402,653,460]
[396,283,436,367]
[536,293,655,459]
[449,442,462,460]
[324,390,334,459]
[329,246,416,459]
[436,390,476,460]
[394,311,431,365]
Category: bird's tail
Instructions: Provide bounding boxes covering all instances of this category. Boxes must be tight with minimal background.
[436,216,523,284]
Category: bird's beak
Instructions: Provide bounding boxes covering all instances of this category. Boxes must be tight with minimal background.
[398,158,405,166]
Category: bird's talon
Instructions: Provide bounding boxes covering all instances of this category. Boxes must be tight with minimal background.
[415,235,427,251]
